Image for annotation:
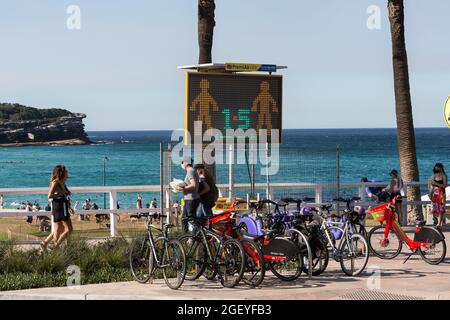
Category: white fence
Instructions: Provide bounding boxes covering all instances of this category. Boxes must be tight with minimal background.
[0,181,446,238]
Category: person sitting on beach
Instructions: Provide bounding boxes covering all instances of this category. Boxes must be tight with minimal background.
[361,177,387,202]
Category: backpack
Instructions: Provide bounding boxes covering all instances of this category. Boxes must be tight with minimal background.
[201,183,219,207]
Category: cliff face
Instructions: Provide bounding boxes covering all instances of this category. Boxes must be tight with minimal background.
[0,103,90,146]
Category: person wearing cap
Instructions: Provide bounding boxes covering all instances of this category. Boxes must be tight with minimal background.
[382,169,404,223]
[177,156,200,233]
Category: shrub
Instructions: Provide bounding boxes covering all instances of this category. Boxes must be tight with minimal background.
[0,237,135,291]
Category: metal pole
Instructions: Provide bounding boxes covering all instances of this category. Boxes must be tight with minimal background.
[103,156,108,209]
[266,142,270,200]
[167,144,172,225]
[228,144,234,202]
[251,143,255,198]
[336,146,340,214]
[160,143,164,229]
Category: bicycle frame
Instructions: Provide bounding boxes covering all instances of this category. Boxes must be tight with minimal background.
[381,206,434,251]
[146,224,172,269]
[321,218,354,257]
[192,221,230,273]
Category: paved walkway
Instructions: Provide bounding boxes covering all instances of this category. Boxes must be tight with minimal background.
[1,230,449,300]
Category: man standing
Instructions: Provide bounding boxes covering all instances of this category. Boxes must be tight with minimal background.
[177,156,200,233]
[0,194,3,209]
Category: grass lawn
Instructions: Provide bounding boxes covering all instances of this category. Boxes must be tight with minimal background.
[0,215,153,241]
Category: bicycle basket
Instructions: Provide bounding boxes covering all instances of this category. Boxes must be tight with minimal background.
[209,212,235,235]
[367,204,387,222]
[349,207,366,223]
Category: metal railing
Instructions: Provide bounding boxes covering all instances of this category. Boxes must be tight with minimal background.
[0,181,447,238]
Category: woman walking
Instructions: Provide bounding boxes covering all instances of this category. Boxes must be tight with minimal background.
[41,165,73,250]
[429,163,448,229]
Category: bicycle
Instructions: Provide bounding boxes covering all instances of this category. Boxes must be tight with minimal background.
[367,196,446,265]
[325,197,367,241]
[317,203,370,276]
[179,216,246,288]
[280,197,329,277]
[206,201,266,287]
[238,199,304,281]
[129,213,186,290]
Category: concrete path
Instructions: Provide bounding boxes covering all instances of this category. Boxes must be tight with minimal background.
[1,230,449,300]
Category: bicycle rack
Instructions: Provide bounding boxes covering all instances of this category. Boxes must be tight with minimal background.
[287,228,313,279]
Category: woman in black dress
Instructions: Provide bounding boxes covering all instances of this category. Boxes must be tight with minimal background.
[41,165,73,250]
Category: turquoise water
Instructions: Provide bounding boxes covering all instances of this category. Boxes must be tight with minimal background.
[0,128,449,208]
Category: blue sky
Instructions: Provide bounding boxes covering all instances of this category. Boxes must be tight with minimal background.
[0,0,449,131]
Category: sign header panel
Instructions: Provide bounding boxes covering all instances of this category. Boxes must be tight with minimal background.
[185,72,282,143]
[225,63,277,73]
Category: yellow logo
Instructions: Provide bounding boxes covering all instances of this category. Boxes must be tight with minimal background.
[445,96,450,128]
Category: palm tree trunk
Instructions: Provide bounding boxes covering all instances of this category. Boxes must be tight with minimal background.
[388,0,423,224]
[198,0,215,64]
[198,0,217,181]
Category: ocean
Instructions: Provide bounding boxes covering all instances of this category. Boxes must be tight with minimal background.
[0,128,449,209]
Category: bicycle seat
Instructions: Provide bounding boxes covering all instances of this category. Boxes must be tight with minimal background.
[149,224,163,232]
[274,200,287,207]
[258,199,278,206]
[330,212,345,218]
[321,204,333,211]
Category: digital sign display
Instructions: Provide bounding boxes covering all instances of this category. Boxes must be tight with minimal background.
[185,72,282,143]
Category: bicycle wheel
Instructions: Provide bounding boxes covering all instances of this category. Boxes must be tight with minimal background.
[302,238,329,276]
[241,239,265,287]
[162,239,187,290]
[203,234,220,281]
[339,233,369,276]
[179,234,207,280]
[269,253,304,281]
[418,229,447,265]
[216,238,245,288]
[129,234,152,283]
[368,225,402,259]
[149,237,165,278]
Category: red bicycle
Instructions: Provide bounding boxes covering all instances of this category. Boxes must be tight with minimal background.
[367,196,446,265]
[207,201,266,287]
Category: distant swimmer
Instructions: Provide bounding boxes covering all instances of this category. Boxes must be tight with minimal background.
[190,79,219,130]
[252,81,278,133]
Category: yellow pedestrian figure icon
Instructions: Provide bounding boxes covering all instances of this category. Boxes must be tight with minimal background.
[252,81,278,132]
[190,79,219,129]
